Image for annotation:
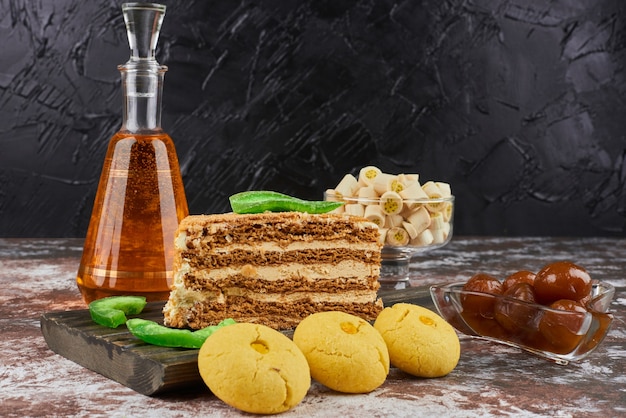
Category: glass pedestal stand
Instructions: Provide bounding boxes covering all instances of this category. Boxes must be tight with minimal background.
[378,242,451,290]
[379,248,414,290]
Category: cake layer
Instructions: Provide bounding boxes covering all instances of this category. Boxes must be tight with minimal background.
[182,273,379,293]
[176,212,381,247]
[164,296,384,330]
[164,211,384,330]
[178,259,380,289]
[180,247,380,269]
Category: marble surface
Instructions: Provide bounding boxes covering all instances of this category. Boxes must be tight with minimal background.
[1,236,625,417]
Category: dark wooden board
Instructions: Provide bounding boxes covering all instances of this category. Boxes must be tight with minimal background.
[40,286,434,396]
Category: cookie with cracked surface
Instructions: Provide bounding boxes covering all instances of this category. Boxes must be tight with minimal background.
[198,323,310,414]
[293,311,389,393]
[374,303,460,378]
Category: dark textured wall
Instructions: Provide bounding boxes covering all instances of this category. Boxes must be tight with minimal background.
[1,0,625,237]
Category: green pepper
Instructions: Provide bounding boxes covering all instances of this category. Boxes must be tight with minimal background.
[229,190,343,214]
[126,318,236,349]
[88,296,147,328]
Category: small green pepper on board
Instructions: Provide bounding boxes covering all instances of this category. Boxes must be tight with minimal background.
[126,318,237,349]
[88,296,147,328]
[229,190,343,214]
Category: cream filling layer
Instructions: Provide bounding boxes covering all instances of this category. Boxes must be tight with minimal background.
[177,235,380,254]
[178,259,380,282]
[167,286,378,310]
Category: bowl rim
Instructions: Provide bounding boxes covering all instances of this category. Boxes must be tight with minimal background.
[324,191,455,205]
[430,280,615,315]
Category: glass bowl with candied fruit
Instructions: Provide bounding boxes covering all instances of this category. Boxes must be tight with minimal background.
[429,261,614,365]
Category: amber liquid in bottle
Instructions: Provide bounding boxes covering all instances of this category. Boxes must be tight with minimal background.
[77,3,188,303]
[77,132,187,302]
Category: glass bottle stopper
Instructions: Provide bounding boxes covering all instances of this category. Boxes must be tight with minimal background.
[122,2,166,64]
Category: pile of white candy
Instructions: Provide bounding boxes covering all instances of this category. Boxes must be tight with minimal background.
[326,166,453,248]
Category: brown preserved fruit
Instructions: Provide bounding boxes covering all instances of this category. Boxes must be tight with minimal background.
[461,273,502,318]
[534,261,592,305]
[494,282,539,333]
[538,299,588,353]
[502,270,536,292]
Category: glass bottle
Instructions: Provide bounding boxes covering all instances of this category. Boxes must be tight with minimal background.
[77,2,189,304]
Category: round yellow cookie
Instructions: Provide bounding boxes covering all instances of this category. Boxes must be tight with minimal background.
[374,303,460,378]
[293,311,389,393]
[198,323,310,414]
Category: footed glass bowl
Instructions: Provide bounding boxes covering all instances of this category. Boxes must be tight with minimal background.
[325,191,454,290]
[430,281,615,364]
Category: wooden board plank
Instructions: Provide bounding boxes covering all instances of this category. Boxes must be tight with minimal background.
[40,286,434,396]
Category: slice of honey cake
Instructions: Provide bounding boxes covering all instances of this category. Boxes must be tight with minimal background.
[163,211,383,330]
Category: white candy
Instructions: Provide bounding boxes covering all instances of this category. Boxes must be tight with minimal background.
[406,206,431,235]
[344,203,365,217]
[358,166,382,186]
[357,186,378,199]
[411,229,434,246]
[386,227,410,246]
[402,221,419,239]
[399,173,419,184]
[429,212,445,230]
[384,214,404,228]
[442,220,451,238]
[379,191,403,215]
[372,173,397,195]
[335,174,359,197]
[399,182,429,209]
[442,202,453,222]
[430,226,445,244]
[364,205,385,227]
[422,181,442,198]
[332,168,453,248]
[436,182,452,198]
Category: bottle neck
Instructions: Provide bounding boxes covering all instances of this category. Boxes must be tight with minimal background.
[119,64,166,133]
